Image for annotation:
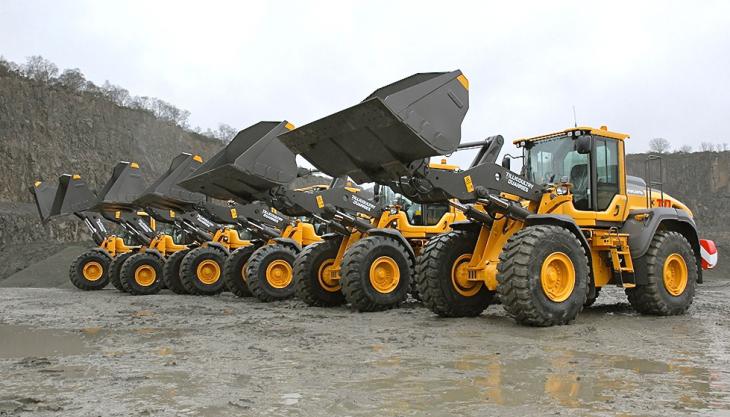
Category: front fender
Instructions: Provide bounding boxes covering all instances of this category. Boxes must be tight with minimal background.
[272,237,302,253]
[204,241,230,255]
[525,214,595,295]
[448,220,484,234]
[366,228,416,264]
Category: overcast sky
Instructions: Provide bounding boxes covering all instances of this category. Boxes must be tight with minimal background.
[2,1,729,167]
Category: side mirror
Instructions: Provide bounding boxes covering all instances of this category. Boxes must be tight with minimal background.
[575,135,592,154]
[501,155,511,170]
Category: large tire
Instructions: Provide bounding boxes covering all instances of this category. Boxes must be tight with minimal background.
[119,252,164,295]
[340,235,412,312]
[224,246,257,297]
[246,244,298,302]
[626,230,697,315]
[69,248,112,290]
[179,246,227,296]
[108,252,134,292]
[416,230,495,317]
[584,287,601,307]
[497,225,589,327]
[162,249,190,295]
[294,239,346,307]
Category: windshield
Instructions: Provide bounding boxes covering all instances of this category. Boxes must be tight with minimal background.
[524,136,591,210]
[524,136,585,184]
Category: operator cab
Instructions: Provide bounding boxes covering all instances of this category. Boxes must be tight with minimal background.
[377,186,449,226]
[516,126,627,213]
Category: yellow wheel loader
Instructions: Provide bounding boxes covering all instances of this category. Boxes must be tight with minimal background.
[30,165,158,291]
[286,173,466,311]
[180,121,330,302]
[280,129,502,311]
[279,70,718,326]
[122,153,264,296]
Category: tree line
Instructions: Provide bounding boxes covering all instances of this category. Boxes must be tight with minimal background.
[0,55,237,143]
[648,137,729,154]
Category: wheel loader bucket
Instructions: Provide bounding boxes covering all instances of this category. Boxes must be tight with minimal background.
[135,153,207,211]
[50,174,99,217]
[29,180,59,222]
[95,161,146,211]
[279,70,469,184]
[179,121,298,203]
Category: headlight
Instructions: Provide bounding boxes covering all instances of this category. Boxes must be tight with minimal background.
[556,185,569,196]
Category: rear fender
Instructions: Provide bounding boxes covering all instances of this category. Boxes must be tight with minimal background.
[621,208,703,283]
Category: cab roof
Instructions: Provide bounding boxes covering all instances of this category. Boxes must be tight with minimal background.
[513,125,630,146]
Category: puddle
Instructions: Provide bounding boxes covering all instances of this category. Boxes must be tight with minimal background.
[0,325,92,358]
[331,349,730,416]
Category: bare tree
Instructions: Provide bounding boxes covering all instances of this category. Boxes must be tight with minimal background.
[22,55,59,83]
[56,68,87,91]
[718,143,729,152]
[700,142,715,152]
[215,123,237,142]
[676,144,692,153]
[100,81,131,106]
[648,137,671,154]
[1,54,217,135]
[0,55,21,74]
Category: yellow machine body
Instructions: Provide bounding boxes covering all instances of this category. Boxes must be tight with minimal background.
[465,126,694,291]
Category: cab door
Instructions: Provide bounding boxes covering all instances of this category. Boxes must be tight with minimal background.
[591,137,627,224]
[561,136,626,227]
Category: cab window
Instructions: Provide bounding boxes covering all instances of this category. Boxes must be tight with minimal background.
[595,138,619,211]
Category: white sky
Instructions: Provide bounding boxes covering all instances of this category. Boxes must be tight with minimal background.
[2,0,729,168]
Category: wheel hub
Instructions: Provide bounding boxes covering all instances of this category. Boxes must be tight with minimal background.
[266,260,293,289]
[663,253,688,296]
[82,261,104,281]
[318,259,340,292]
[540,252,575,302]
[196,259,221,285]
[134,264,157,287]
[369,256,400,294]
[451,254,482,297]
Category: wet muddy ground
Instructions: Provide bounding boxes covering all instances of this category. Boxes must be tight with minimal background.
[1,272,729,416]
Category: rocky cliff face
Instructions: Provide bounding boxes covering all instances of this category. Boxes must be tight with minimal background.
[626,152,730,248]
[0,71,222,204]
[0,70,223,268]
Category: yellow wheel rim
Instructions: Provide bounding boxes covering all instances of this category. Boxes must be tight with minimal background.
[241,261,250,283]
[663,253,688,296]
[196,260,221,285]
[82,261,104,281]
[369,256,400,294]
[451,253,482,297]
[317,258,340,292]
[134,265,157,287]
[540,252,575,302]
[266,260,293,289]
